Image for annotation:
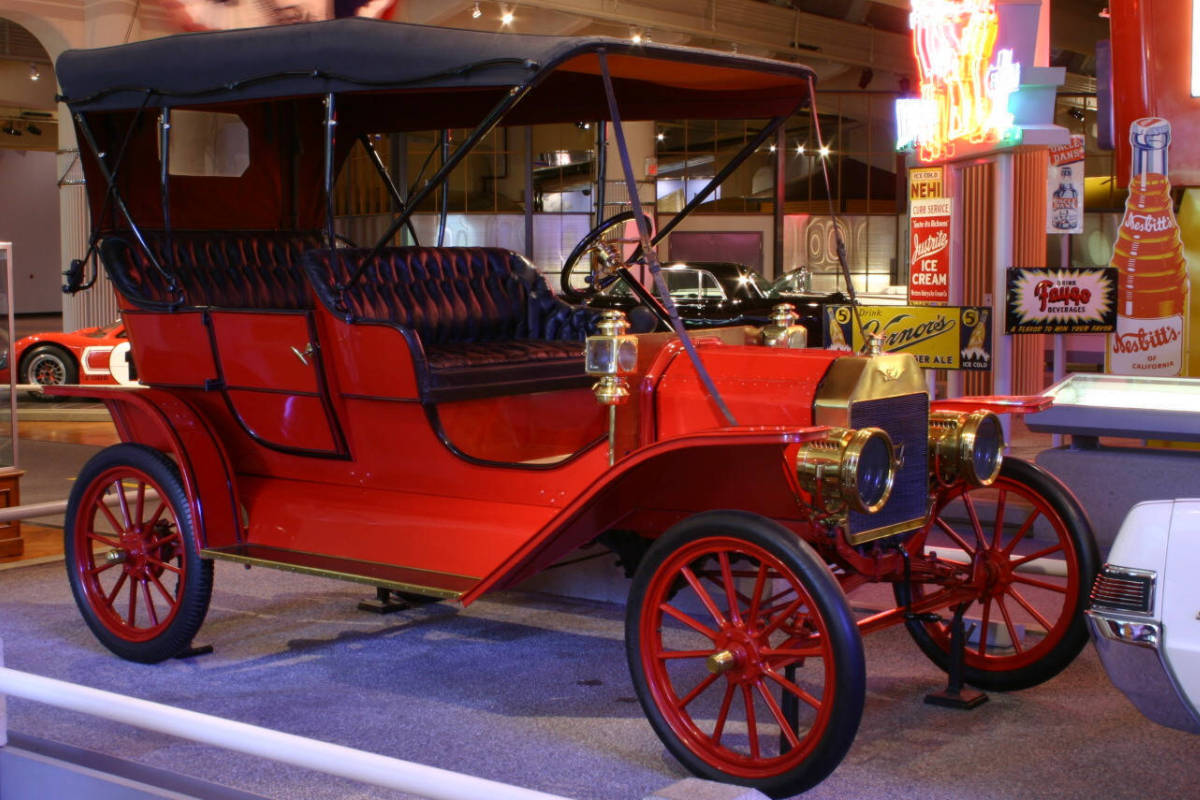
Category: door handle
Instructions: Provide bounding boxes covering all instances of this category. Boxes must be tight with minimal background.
[290,342,316,366]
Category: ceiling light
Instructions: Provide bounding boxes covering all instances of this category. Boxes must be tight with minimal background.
[3,123,22,136]
[656,132,665,142]
[769,143,777,153]
[500,8,514,25]
[28,63,39,81]
[630,30,643,45]
[796,143,805,154]
[819,145,831,157]
[472,2,482,18]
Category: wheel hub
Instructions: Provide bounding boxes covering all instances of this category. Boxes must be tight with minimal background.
[119,527,150,573]
[712,627,767,683]
[972,549,1012,598]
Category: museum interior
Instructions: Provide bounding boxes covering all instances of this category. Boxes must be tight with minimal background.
[1,2,1198,799]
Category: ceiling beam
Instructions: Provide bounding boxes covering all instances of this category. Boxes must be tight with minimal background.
[402,0,915,76]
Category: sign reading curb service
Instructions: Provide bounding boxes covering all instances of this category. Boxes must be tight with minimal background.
[825,305,992,370]
[909,197,952,304]
[1005,267,1117,334]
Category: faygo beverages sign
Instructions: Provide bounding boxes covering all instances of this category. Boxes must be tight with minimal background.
[1005,267,1117,334]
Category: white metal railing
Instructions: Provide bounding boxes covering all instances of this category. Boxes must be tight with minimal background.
[0,488,160,524]
[0,648,572,800]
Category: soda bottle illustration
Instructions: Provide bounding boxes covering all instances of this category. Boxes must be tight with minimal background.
[1051,166,1080,231]
[1107,118,1189,376]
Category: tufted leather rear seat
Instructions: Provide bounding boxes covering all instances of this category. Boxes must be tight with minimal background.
[303,246,596,401]
[99,230,323,310]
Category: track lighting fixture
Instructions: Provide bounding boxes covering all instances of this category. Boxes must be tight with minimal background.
[28,63,40,81]
[472,2,482,18]
[3,123,22,136]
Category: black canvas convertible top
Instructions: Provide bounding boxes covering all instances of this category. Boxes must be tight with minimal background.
[56,17,816,125]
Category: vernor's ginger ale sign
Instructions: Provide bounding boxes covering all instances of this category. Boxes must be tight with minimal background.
[825,305,992,370]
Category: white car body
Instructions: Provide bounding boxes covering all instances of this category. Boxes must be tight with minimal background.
[1087,499,1200,732]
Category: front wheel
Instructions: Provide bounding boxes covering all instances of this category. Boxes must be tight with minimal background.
[64,443,213,663]
[627,510,864,798]
[895,457,1099,691]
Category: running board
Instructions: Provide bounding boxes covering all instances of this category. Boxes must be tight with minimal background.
[200,544,476,599]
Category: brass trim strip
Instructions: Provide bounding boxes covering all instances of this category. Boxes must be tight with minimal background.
[846,516,927,546]
[201,546,473,599]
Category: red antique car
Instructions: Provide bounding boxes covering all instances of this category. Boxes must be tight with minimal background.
[53,19,1098,797]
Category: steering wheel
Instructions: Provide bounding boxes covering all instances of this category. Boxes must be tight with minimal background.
[559,210,653,302]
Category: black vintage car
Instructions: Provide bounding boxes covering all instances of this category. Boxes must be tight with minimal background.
[585,260,848,344]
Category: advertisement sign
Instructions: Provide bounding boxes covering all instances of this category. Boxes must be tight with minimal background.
[895,0,1021,163]
[825,305,991,370]
[909,166,944,201]
[909,197,952,304]
[1047,134,1085,234]
[1107,117,1190,377]
[1005,267,1116,334]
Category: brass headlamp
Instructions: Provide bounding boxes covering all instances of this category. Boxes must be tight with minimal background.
[761,303,809,349]
[928,410,1005,486]
[795,427,896,515]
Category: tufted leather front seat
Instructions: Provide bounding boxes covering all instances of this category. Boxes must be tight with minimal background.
[99,230,323,310]
[304,246,597,401]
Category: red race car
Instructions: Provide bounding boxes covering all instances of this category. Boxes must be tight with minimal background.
[7,321,135,392]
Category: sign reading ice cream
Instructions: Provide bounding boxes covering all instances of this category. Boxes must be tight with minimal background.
[909,197,952,304]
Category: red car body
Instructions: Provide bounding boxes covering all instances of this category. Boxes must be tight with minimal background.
[49,19,1100,797]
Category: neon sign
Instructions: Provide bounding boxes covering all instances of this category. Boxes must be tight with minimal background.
[896,0,1021,162]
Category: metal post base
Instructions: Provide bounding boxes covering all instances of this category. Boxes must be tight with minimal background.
[357,587,440,614]
[174,643,214,659]
[924,601,988,710]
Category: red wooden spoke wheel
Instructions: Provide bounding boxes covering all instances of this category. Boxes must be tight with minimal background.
[65,444,213,663]
[896,457,1099,691]
[626,511,864,799]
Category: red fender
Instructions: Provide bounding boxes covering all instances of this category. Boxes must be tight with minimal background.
[930,394,1053,415]
[44,385,243,549]
[462,425,830,605]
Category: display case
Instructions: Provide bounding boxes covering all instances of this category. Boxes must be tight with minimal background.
[1026,373,1200,447]
[0,242,21,558]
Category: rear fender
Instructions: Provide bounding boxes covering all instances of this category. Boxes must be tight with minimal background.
[462,425,830,604]
[44,384,243,549]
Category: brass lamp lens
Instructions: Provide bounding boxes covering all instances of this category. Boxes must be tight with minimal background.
[964,411,1004,485]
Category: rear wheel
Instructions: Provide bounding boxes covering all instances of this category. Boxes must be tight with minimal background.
[65,443,213,663]
[895,458,1098,691]
[627,510,864,798]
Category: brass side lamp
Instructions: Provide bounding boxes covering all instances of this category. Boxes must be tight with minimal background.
[586,310,638,464]
[761,303,808,349]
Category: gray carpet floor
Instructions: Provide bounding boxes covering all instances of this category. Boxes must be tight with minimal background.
[1,556,1198,800]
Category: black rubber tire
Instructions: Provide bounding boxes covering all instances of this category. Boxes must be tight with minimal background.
[64,443,213,663]
[895,457,1099,691]
[559,210,651,301]
[626,510,864,798]
[21,344,78,400]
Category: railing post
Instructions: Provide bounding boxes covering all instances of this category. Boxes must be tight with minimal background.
[1,637,7,747]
